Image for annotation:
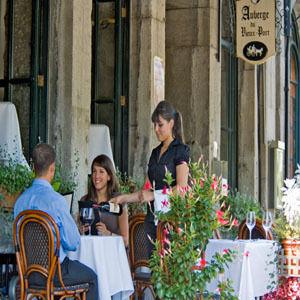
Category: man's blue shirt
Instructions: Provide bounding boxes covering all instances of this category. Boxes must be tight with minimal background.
[14,178,80,262]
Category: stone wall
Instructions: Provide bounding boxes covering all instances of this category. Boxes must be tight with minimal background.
[130,0,166,179]
[165,0,221,163]
[48,0,92,206]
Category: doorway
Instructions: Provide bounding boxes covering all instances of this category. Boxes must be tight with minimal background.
[0,0,49,159]
[91,0,130,172]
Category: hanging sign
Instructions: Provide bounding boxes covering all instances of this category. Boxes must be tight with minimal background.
[236,0,276,65]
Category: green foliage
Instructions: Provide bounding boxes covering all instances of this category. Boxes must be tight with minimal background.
[0,147,34,196]
[52,151,80,194]
[226,190,262,222]
[116,169,146,217]
[0,194,14,241]
[274,210,300,240]
[220,190,262,239]
[273,166,300,240]
[149,159,237,300]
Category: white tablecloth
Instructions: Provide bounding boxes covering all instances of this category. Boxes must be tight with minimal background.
[0,102,29,167]
[68,235,133,300]
[88,124,115,171]
[205,239,278,300]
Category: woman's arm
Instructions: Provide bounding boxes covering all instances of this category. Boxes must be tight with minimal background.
[118,207,129,247]
[175,163,189,187]
[111,177,154,204]
[111,190,154,204]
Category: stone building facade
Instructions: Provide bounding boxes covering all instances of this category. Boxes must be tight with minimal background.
[0,0,299,209]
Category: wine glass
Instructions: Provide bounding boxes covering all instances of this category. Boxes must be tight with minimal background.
[262,210,273,240]
[246,211,256,241]
[80,208,94,236]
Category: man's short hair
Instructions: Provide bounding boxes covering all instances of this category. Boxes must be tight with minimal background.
[32,143,56,176]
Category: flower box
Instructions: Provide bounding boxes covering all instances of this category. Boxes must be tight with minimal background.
[278,239,300,277]
[0,188,20,210]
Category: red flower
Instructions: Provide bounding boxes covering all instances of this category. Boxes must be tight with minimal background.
[161,199,169,208]
[216,210,229,225]
[143,179,152,190]
[199,179,204,188]
[231,218,239,227]
[200,258,206,268]
[223,248,229,255]
[162,185,168,194]
[211,179,218,191]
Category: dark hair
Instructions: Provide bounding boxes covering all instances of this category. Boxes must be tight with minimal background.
[87,154,119,202]
[32,143,56,176]
[151,100,184,142]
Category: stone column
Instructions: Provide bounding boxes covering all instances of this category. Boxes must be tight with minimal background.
[48,0,92,201]
[165,0,221,163]
[130,0,166,178]
[238,62,259,199]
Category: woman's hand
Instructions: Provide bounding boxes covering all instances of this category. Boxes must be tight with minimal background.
[140,190,154,203]
[79,224,89,235]
[95,222,111,236]
[110,194,128,204]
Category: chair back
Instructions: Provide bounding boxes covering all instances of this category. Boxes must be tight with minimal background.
[238,219,274,240]
[129,214,149,272]
[13,210,60,299]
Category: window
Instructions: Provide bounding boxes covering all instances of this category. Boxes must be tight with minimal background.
[220,0,238,189]
[287,13,300,177]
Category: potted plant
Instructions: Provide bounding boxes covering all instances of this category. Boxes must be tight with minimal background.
[116,169,146,217]
[220,191,262,239]
[273,165,300,278]
[149,158,238,300]
[0,150,34,209]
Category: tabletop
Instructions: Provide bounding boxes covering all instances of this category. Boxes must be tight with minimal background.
[67,235,133,300]
[205,239,278,300]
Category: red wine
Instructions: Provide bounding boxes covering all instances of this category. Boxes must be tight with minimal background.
[93,202,123,216]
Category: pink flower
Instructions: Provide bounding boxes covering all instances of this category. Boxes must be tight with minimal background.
[221,183,228,196]
[199,179,204,188]
[231,218,239,227]
[161,199,169,208]
[211,178,218,191]
[216,210,229,225]
[243,250,250,257]
[223,248,229,255]
[216,210,224,217]
[162,185,168,194]
[143,180,152,190]
[176,227,183,235]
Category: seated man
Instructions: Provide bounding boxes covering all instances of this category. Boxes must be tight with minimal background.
[14,143,98,300]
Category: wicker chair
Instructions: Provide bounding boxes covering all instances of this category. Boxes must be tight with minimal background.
[238,219,274,240]
[129,214,155,300]
[13,210,89,300]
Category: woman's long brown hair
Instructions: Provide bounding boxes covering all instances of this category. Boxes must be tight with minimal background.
[85,154,119,202]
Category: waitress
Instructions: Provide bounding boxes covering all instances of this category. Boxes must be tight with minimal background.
[111,100,190,257]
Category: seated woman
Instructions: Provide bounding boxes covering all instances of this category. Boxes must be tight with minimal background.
[79,154,128,247]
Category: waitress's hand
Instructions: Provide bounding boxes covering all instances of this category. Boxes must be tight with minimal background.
[110,194,128,204]
[140,190,154,203]
[95,222,111,236]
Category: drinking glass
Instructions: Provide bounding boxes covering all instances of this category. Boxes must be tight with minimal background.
[246,211,256,241]
[262,211,273,240]
[80,208,94,236]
